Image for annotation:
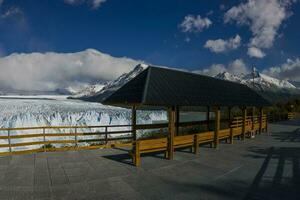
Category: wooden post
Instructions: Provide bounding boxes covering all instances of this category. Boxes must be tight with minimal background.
[8,130,11,153]
[167,106,175,160]
[251,107,255,138]
[175,106,180,136]
[74,127,78,149]
[242,107,247,140]
[193,134,199,154]
[266,110,269,133]
[214,106,220,149]
[206,106,210,131]
[134,141,141,167]
[228,107,232,124]
[43,128,46,152]
[105,127,108,144]
[259,107,263,134]
[131,105,139,166]
[132,106,137,141]
[228,107,233,144]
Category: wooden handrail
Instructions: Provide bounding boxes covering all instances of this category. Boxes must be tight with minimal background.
[0,114,268,156]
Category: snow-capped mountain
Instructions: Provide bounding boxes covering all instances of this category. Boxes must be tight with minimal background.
[214,72,245,84]
[70,63,148,102]
[71,63,299,104]
[215,71,297,92]
[69,83,106,98]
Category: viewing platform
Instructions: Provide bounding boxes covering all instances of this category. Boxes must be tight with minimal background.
[0,119,299,200]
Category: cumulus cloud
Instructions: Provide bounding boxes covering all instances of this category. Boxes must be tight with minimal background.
[194,59,249,76]
[0,49,139,92]
[247,47,265,58]
[194,64,226,76]
[228,59,249,75]
[179,15,212,33]
[262,58,300,81]
[224,0,295,58]
[204,34,241,53]
[64,0,106,9]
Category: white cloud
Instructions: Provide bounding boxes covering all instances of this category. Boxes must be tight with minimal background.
[247,47,265,58]
[262,58,300,81]
[179,15,212,33]
[91,0,106,9]
[1,7,23,19]
[224,0,296,58]
[204,34,241,53]
[0,0,3,6]
[0,49,139,92]
[194,64,226,76]
[194,59,249,76]
[228,59,249,75]
[64,0,106,9]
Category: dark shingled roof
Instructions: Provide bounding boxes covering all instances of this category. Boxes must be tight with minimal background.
[102,66,270,107]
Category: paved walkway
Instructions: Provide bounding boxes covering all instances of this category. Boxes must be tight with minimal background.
[0,120,300,200]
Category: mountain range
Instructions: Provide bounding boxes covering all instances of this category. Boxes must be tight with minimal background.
[70,64,300,104]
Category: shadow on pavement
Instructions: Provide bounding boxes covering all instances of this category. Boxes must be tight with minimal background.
[244,146,300,200]
[271,128,300,143]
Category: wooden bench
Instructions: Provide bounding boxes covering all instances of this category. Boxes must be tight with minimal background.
[232,127,242,136]
[174,131,215,154]
[196,131,215,144]
[219,129,230,140]
[132,137,168,166]
[174,134,194,151]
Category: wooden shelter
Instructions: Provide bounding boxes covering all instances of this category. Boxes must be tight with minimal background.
[103,66,270,166]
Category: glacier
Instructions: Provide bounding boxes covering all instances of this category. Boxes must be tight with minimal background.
[0,96,167,152]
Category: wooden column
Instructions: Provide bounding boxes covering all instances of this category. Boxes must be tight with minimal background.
[214,106,220,149]
[167,106,176,160]
[228,107,233,144]
[242,107,247,140]
[132,105,137,141]
[259,107,263,134]
[206,106,210,131]
[131,105,139,166]
[175,106,180,136]
[251,107,255,137]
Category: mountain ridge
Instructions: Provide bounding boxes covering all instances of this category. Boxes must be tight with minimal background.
[70,64,300,104]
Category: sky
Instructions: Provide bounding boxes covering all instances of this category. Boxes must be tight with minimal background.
[0,0,300,92]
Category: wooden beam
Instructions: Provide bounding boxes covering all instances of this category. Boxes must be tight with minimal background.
[214,106,220,149]
[242,107,247,140]
[207,106,210,131]
[167,106,176,160]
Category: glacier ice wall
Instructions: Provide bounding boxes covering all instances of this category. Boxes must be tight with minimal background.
[0,98,167,151]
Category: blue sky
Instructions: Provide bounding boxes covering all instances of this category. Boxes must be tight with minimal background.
[0,0,300,86]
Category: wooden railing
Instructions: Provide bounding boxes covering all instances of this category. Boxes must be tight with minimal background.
[0,115,268,157]
[0,120,219,156]
[288,112,295,120]
[0,124,133,156]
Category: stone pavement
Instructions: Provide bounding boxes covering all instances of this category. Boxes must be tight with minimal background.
[0,120,299,200]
